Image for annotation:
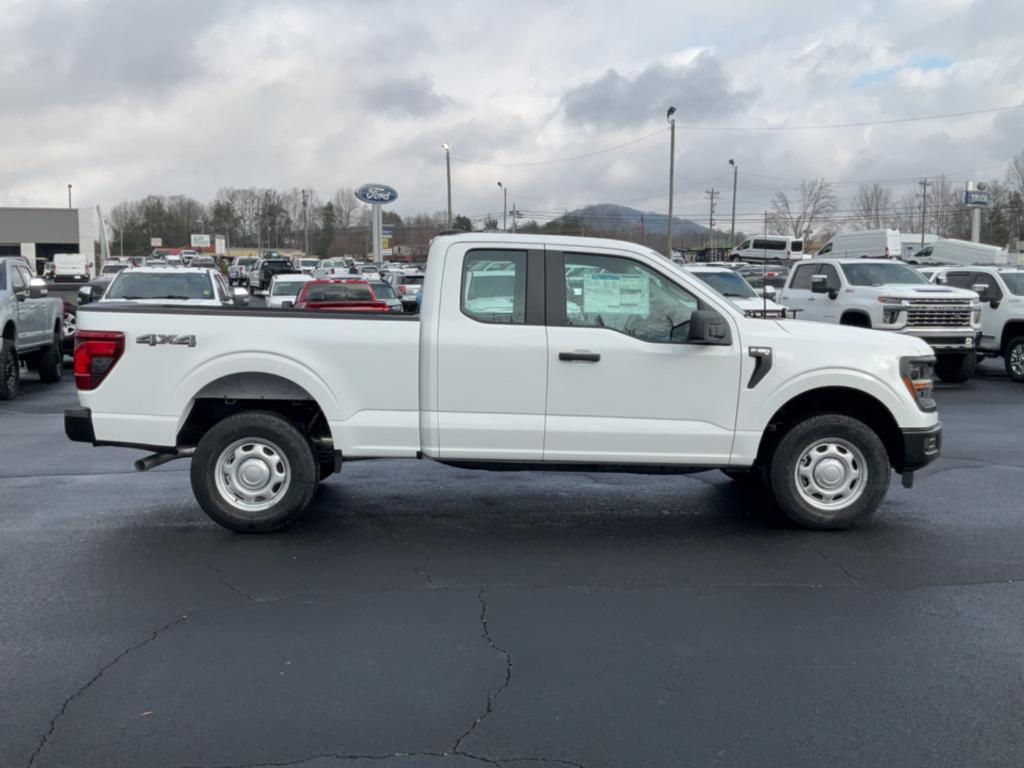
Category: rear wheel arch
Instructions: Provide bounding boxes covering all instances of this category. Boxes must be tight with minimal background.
[756,386,904,471]
[177,373,336,470]
[2,321,14,341]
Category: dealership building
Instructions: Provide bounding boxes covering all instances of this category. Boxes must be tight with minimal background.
[0,207,96,273]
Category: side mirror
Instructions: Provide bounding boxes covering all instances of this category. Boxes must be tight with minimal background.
[763,285,777,299]
[971,283,988,297]
[281,300,294,309]
[686,310,732,346]
[28,278,48,299]
[232,287,250,307]
[810,275,828,294]
[78,286,92,305]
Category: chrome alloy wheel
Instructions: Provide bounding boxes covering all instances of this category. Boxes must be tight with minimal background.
[214,438,291,512]
[794,438,868,511]
[1010,343,1024,379]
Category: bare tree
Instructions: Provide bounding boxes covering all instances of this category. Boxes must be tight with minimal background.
[852,183,894,230]
[332,187,362,231]
[768,178,838,237]
[1008,150,1024,199]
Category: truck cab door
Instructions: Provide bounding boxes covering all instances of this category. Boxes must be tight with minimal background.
[779,263,820,320]
[426,244,547,460]
[10,265,45,348]
[543,249,742,465]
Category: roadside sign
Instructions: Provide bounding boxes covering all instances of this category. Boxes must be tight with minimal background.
[214,235,226,255]
[191,233,211,247]
[382,227,393,258]
[965,181,990,208]
[355,184,398,205]
[150,237,162,247]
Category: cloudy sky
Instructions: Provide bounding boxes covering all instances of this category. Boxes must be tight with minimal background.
[1,0,1022,228]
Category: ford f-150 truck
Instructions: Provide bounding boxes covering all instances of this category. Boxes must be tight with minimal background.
[1,256,65,399]
[65,234,942,532]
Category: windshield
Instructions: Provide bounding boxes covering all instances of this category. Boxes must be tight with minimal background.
[694,271,757,298]
[370,281,397,299]
[107,272,214,300]
[300,259,318,267]
[1001,274,1024,296]
[235,258,257,267]
[303,283,373,302]
[401,275,424,285]
[101,264,127,274]
[271,281,306,296]
[840,262,926,286]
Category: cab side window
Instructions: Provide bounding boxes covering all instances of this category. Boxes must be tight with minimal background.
[461,250,528,324]
[790,264,817,290]
[563,253,698,343]
[944,271,974,290]
[974,274,1003,300]
[11,265,27,291]
[817,243,833,255]
[818,264,841,290]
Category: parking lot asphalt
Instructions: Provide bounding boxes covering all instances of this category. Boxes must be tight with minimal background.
[2,362,1023,768]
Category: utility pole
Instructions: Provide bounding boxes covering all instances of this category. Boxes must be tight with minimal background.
[640,213,645,245]
[728,159,738,247]
[67,184,72,209]
[442,143,452,228]
[302,189,310,256]
[918,178,929,249]
[666,106,677,257]
[511,203,518,233]
[498,182,507,232]
[705,188,720,257]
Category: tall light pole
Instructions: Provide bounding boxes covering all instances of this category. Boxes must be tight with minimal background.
[666,106,677,257]
[67,184,72,209]
[302,189,310,255]
[728,159,738,247]
[497,181,507,232]
[442,143,452,229]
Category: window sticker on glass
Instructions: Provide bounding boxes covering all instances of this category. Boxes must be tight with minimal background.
[582,274,650,315]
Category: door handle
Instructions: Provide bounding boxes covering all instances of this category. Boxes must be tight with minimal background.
[559,351,600,362]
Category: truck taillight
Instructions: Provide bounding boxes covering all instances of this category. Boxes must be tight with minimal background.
[74,331,125,391]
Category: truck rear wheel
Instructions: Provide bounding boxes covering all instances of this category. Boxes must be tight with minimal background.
[934,352,976,383]
[35,331,64,383]
[769,413,890,530]
[0,339,18,400]
[1004,336,1024,382]
[190,411,318,532]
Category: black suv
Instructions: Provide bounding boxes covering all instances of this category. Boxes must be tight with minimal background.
[254,259,297,291]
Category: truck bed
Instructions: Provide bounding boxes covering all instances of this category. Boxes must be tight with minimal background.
[75,303,422,456]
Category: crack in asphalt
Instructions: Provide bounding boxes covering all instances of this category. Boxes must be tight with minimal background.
[817,550,861,586]
[452,587,514,757]
[210,565,256,603]
[414,552,437,588]
[26,613,191,768]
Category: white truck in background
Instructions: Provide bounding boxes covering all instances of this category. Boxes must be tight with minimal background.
[779,258,981,382]
[65,234,942,533]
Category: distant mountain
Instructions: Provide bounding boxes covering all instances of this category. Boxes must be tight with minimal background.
[545,203,707,236]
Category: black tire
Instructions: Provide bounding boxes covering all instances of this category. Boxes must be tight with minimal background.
[1004,336,1024,382]
[935,352,977,384]
[768,413,891,530]
[190,411,318,532]
[36,330,64,383]
[0,338,18,400]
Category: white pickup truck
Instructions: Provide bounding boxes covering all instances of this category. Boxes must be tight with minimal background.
[65,234,942,532]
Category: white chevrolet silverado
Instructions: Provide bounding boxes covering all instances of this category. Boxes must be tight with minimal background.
[65,234,942,532]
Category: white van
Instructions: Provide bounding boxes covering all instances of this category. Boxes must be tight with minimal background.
[912,238,1007,266]
[900,233,938,260]
[52,253,92,282]
[815,229,902,259]
[730,235,804,262]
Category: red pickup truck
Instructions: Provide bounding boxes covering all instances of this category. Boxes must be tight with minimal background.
[291,279,391,312]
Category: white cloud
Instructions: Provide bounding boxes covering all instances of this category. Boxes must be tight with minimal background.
[0,0,1021,228]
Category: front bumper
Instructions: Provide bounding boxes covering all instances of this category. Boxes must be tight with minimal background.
[901,423,942,472]
[901,328,981,352]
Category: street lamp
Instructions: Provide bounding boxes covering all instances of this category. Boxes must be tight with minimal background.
[728,159,738,247]
[442,142,452,229]
[666,107,676,258]
[497,181,508,232]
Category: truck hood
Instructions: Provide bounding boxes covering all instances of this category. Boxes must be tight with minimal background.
[772,318,933,357]
[860,285,977,300]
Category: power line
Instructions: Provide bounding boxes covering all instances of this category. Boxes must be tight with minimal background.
[452,127,668,167]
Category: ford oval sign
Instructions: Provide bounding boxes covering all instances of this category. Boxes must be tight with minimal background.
[355,183,398,205]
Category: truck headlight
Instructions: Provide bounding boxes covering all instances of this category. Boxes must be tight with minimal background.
[900,356,936,412]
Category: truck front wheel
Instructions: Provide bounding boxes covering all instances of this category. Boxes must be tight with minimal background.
[1004,336,1024,382]
[769,413,891,530]
[190,411,318,532]
[934,352,976,383]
